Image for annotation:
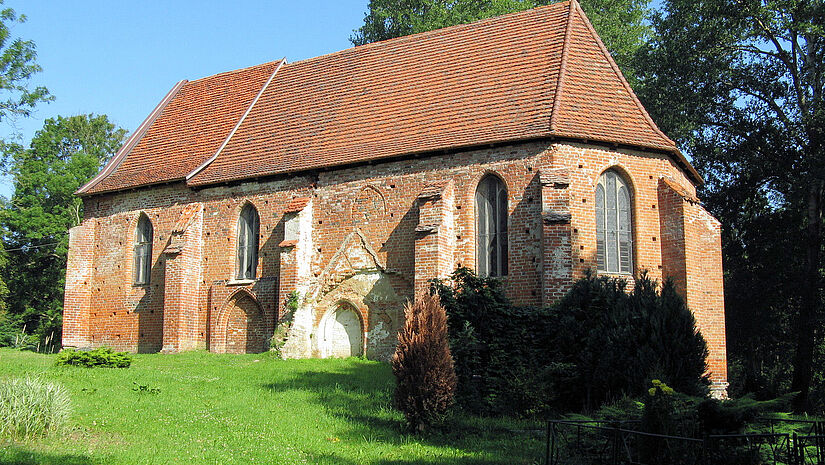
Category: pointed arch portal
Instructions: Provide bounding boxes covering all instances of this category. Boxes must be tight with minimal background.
[320,303,363,358]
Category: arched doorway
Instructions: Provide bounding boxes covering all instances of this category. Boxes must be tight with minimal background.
[224,293,266,354]
[321,304,363,358]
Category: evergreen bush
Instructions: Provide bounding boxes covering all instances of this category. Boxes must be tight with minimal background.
[431,268,558,415]
[55,347,132,368]
[432,268,710,415]
[392,293,457,432]
[550,272,709,411]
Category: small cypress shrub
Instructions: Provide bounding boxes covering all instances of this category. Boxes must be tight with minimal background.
[392,293,457,432]
[0,376,71,440]
[55,347,132,368]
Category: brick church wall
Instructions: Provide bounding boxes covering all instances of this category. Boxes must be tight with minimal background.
[64,139,726,388]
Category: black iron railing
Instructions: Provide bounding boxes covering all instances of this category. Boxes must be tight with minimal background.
[545,418,825,465]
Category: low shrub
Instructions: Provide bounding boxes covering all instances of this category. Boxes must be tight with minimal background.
[55,347,132,368]
[0,376,71,440]
[392,293,457,432]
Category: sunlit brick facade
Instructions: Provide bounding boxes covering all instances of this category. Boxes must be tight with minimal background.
[63,0,728,395]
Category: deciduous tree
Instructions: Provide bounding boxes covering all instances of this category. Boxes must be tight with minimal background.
[0,1,51,129]
[0,115,125,349]
[635,0,825,411]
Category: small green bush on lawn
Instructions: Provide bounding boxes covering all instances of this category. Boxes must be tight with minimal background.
[0,376,71,440]
[55,347,132,368]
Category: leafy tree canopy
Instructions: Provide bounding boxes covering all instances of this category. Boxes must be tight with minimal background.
[0,114,125,346]
[351,0,652,83]
[635,0,825,411]
[0,1,52,128]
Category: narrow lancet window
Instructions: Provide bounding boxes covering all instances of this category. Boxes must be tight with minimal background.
[134,214,153,285]
[596,170,633,273]
[237,204,260,280]
[475,175,508,277]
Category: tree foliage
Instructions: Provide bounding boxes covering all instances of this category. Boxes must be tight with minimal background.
[0,1,51,128]
[0,114,125,348]
[635,0,825,411]
[351,0,652,83]
[0,0,50,342]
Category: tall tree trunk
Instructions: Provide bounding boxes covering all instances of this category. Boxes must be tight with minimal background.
[791,179,823,413]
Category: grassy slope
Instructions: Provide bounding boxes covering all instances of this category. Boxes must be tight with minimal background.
[0,349,544,465]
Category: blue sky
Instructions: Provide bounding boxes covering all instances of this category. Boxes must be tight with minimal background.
[0,0,370,197]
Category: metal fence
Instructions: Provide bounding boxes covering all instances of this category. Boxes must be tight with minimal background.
[545,418,825,465]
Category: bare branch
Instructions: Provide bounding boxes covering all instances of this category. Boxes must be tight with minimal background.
[751,12,807,115]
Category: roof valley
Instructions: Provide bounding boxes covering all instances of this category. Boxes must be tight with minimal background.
[186,58,286,182]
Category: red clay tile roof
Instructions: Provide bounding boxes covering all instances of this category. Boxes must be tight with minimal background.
[79,61,281,195]
[550,2,678,152]
[80,0,699,196]
[171,203,203,234]
[661,177,700,203]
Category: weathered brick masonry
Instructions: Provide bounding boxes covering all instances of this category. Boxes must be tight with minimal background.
[63,0,728,395]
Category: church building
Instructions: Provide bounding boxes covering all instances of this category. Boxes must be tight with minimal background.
[62,0,728,393]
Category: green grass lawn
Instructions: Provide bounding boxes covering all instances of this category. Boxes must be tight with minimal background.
[0,349,544,464]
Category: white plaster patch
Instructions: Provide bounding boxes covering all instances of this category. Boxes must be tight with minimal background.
[367,320,391,347]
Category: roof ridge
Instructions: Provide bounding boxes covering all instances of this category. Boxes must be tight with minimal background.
[76,79,187,195]
[549,0,576,132]
[287,1,570,68]
[186,58,286,182]
[571,1,676,149]
[187,60,281,84]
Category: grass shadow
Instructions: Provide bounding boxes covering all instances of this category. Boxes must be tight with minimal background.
[263,361,403,438]
[263,359,545,464]
[305,452,527,465]
[0,444,98,465]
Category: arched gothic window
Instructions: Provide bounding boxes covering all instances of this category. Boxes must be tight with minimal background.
[134,214,153,285]
[595,170,633,274]
[475,174,508,277]
[237,204,260,280]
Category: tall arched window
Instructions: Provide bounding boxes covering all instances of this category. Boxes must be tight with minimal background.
[475,174,508,277]
[237,204,260,280]
[595,170,633,274]
[134,214,153,285]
